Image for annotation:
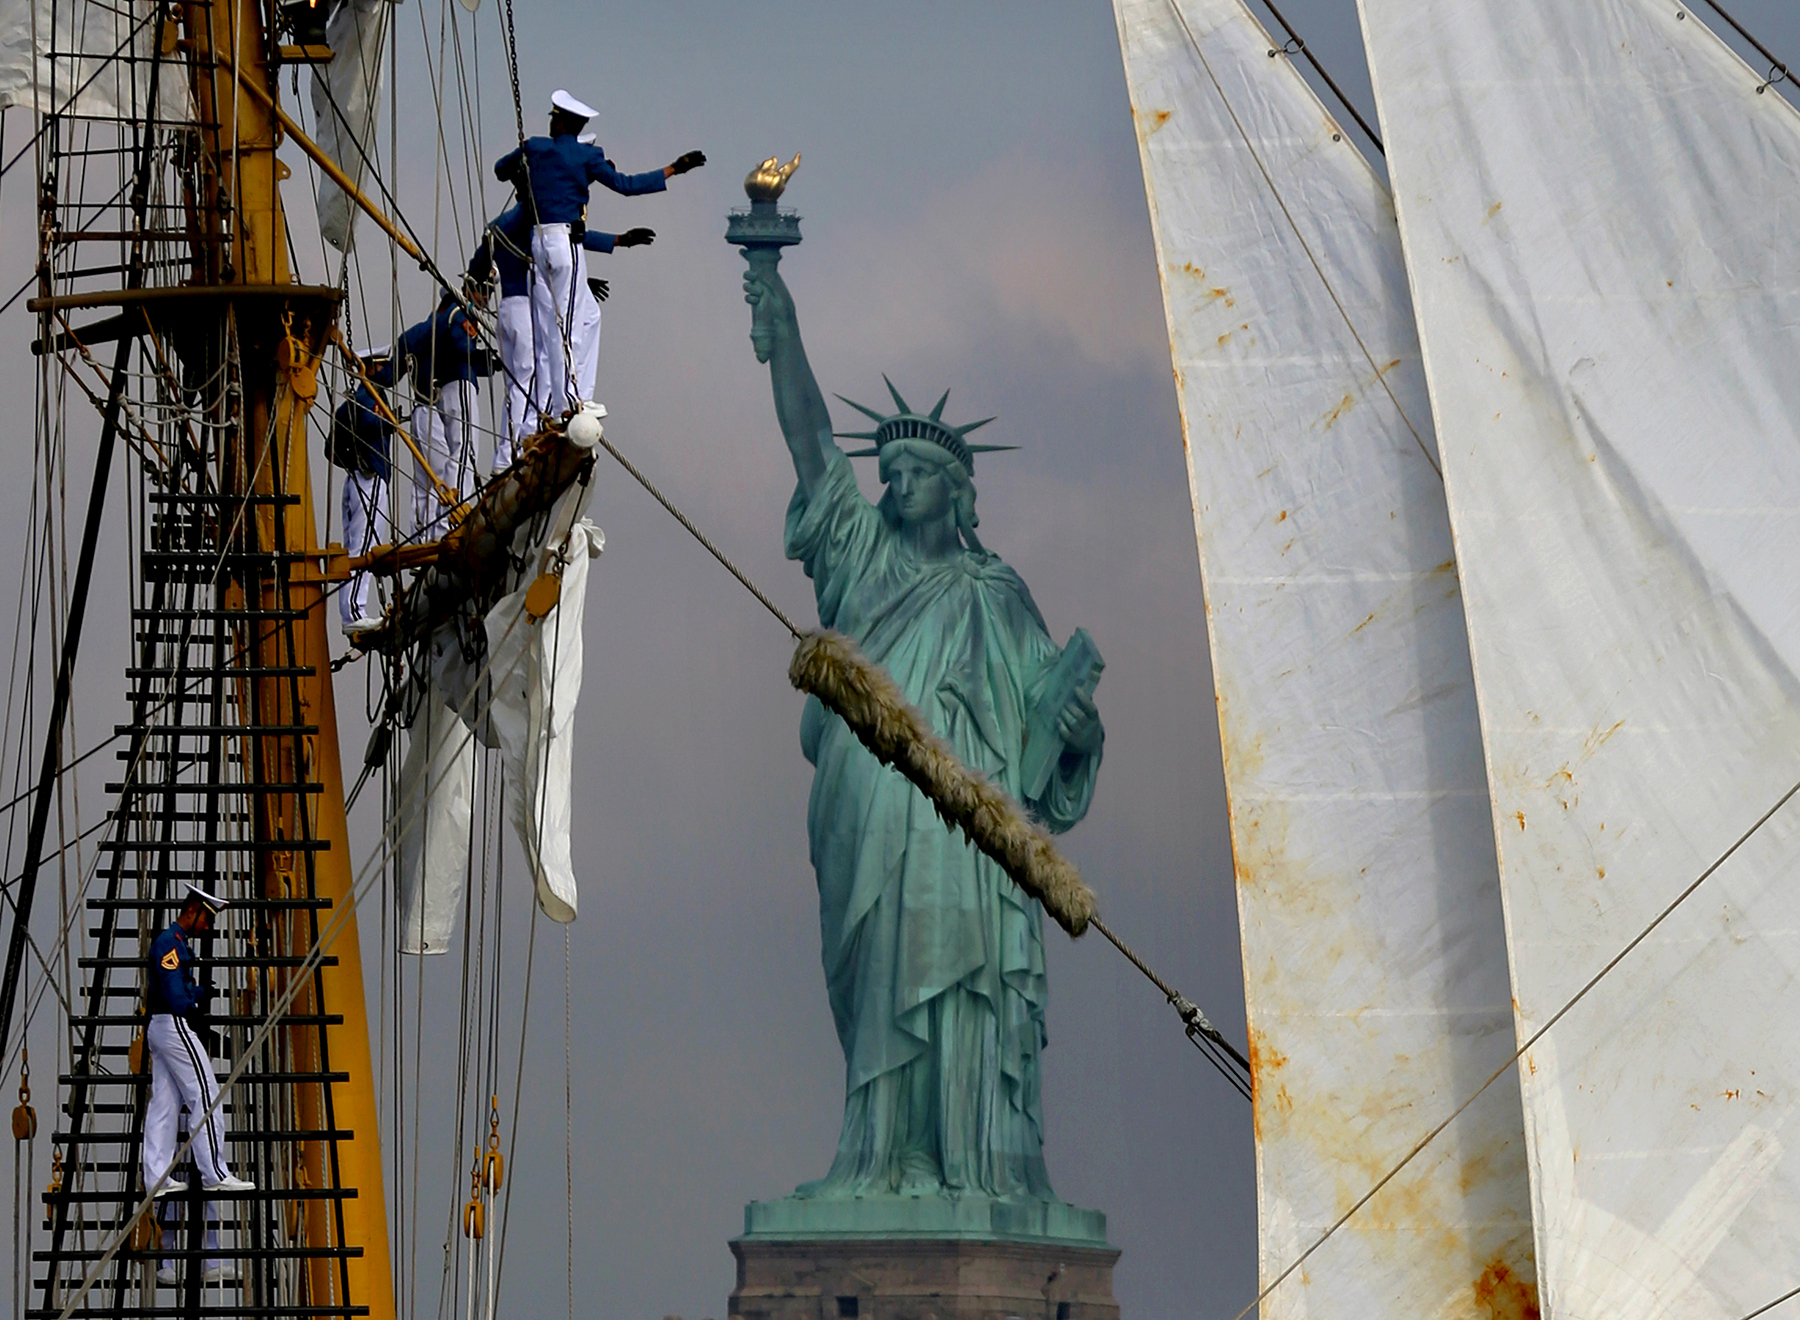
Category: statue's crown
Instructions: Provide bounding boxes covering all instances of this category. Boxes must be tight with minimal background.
[834,378,1016,475]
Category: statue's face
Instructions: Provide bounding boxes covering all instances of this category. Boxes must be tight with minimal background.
[885,451,955,527]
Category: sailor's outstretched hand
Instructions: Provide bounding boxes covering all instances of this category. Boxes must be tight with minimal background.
[616,227,656,248]
[668,149,706,176]
[587,277,610,303]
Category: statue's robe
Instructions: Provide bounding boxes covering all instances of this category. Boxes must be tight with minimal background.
[786,450,1101,1199]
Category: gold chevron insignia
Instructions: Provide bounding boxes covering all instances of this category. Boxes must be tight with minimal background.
[160,950,180,970]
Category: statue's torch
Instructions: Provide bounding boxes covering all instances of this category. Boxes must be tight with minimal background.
[726,154,803,362]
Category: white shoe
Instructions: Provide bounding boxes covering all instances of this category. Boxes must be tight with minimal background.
[203,1174,255,1193]
[150,1178,187,1198]
[203,1260,239,1282]
[155,1267,177,1286]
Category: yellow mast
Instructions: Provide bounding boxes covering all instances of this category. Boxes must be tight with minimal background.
[181,0,395,1312]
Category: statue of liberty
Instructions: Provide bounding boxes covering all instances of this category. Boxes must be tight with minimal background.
[741,258,1106,1205]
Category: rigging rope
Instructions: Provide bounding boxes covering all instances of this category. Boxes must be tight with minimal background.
[590,430,1249,1086]
[1246,0,1383,153]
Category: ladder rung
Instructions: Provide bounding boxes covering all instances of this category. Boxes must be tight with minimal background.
[132,607,307,620]
[29,1307,368,1318]
[65,1015,342,1029]
[77,956,338,968]
[113,725,319,737]
[58,1070,349,1087]
[105,783,323,795]
[126,667,312,678]
[50,1129,353,1144]
[146,493,299,505]
[43,1185,355,1203]
[40,1246,364,1262]
[87,897,331,910]
[96,839,329,853]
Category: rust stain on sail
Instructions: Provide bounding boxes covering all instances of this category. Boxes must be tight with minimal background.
[1473,1257,1541,1319]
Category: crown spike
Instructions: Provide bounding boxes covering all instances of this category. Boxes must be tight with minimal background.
[882,375,911,415]
[954,417,996,437]
[834,394,888,424]
[928,389,951,421]
[831,431,882,441]
[965,444,1019,454]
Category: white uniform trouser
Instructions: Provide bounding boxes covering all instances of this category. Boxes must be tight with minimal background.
[494,294,534,471]
[142,1014,230,1189]
[340,468,390,628]
[157,1197,220,1273]
[529,223,579,421]
[573,275,601,405]
[411,379,480,538]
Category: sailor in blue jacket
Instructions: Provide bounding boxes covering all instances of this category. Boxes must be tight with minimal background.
[326,346,397,637]
[395,286,496,537]
[142,885,254,1197]
[492,88,702,420]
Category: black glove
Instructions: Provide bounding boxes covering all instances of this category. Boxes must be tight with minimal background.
[669,150,706,176]
[615,227,656,248]
[587,277,610,303]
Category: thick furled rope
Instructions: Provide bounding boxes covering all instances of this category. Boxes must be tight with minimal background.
[788,630,1096,937]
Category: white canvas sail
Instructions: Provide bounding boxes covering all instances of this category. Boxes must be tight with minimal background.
[309,0,390,250]
[0,0,189,120]
[1357,2,1800,1314]
[1112,1,1534,1313]
[402,485,600,951]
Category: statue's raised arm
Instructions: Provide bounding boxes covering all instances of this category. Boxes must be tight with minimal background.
[742,267,832,496]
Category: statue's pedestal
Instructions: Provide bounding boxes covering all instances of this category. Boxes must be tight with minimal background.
[728,1195,1120,1320]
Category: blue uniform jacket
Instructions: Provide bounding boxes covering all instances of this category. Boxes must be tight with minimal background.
[470,206,621,300]
[493,133,665,227]
[147,925,204,1017]
[328,380,395,480]
[396,302,495,395]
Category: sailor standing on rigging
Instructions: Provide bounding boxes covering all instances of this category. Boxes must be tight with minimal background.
[493,88,702,420]
[396,283,495,537]
[142,885,254,1197]
[468,203,654,469]
[328,345,397,639]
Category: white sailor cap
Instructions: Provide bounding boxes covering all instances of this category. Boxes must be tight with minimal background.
[550,89,598,121]
[184,883,227,915]
[357,342,389,359]
[577,130,596,146]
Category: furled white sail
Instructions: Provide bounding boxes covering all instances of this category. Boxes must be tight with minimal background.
[309,0,390,250]
[1112,1,1534,1314]
[1357,2,1800,1314]
[0,0,189,120]
[397,680,476,955]
[401,484,600,952]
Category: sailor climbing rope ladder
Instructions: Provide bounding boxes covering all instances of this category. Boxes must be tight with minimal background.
[141,885,255,1201]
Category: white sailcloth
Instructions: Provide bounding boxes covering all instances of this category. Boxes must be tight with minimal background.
[1112,0,1534,1314]
[397,678,476,956]
[1358,1,1800,1315]
[401,484,600,950]
[0,0,190,120]
[479,515,600,925]
[309,0,390,251]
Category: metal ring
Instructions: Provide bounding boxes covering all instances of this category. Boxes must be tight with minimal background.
[1757,63,1789,94]
[1267,35,1305,59]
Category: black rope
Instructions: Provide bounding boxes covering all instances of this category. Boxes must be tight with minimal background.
[1248,0,1384,154]
[1688,0,1791,93]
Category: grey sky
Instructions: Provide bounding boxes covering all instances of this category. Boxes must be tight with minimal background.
[3,3,1798,1319]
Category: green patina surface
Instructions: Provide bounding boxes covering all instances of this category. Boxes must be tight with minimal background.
[731,179,1109,1245]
